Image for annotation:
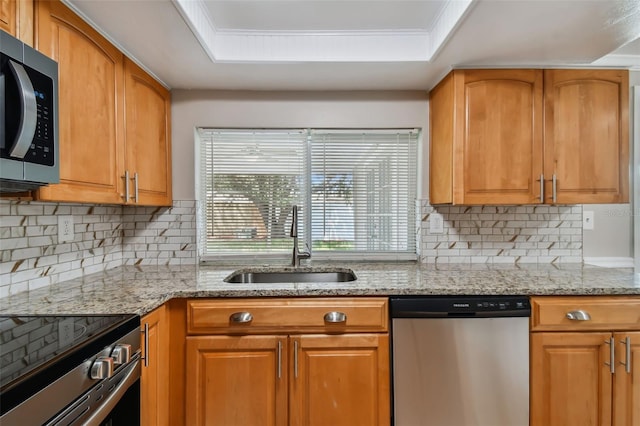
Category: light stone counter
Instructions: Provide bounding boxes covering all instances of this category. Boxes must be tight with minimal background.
[0,262,638,316]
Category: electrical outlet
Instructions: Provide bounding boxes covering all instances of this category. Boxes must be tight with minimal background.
[583,210,595,230]
[58,215,74,242]
[58,318,75,347]
[429,212,444,234]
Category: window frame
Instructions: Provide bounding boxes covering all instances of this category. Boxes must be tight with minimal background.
[196,127,419,263]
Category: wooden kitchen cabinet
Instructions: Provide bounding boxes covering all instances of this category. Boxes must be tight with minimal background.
[1,0,33,44]
[35,0,125,204]
[141,305,170,426]
[289,333,389,426]
[185,298,390,426]
[186,335,289,426]
[530,296,640,426]
[544,69,629,204]
[430,68,629,205]
[34,0,172,206]
[124,58,172,206]
[430,69,543,205]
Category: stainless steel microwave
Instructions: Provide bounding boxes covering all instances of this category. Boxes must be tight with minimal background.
[1,30,59,192]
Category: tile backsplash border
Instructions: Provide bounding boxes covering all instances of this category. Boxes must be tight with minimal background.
[1,198,584,297]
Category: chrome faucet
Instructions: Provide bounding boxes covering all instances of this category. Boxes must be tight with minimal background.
[290,205,310,267]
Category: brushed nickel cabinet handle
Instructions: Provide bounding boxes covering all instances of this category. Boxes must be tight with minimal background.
[605,337,615,374]
[141,322,149,367]
[131,172,139,203]
[229,312,253,323]
[620,337,632,374]
[277,340,282,379]
[537,174,544,203]
[324,311,347,323]
[566,310,591,321]
[552,174,557,203]
[294,340,299,379]
[122,170,130,202]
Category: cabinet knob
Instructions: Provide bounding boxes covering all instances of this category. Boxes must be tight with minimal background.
[230,312,253,323]
[566,310,591,321]
[324,311,347,323]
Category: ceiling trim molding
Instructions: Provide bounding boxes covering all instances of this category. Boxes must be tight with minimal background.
[171,0,474,63]
[592,54,640,69]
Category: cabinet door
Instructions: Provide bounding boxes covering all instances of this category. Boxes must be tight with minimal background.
[544,69,629,203]
[141,305,169,426]
[613,332,640,426]
[1,0,16,36]
[289,334,390,426]
[124,58,172,206]
[186,335,288,426]
[35,0,125,204]
[531,332,613,426]
[458,69,543,204]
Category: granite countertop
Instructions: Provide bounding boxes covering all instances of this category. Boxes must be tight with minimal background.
[0,262,639,316]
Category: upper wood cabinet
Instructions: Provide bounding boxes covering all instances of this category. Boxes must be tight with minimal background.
[35,0,125,204]
[33,0,172,206]
[430,69,543,205]
[1,0,33,45]
[124,58,172,206]
[429,68,629,205]
[544,69,629,204]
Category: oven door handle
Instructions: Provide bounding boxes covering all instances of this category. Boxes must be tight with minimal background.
[84,358,141,426]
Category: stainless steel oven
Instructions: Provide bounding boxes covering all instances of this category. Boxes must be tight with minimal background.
[0,314,141,426]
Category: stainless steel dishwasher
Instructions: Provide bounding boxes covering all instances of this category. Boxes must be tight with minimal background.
[390,296,531,426]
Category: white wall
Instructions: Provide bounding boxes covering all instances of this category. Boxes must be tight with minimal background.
[171,90,430,200]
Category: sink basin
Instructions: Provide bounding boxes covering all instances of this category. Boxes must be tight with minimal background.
[224,269,357,283]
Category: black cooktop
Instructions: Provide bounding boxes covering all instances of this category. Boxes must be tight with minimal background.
[0,314,139,414]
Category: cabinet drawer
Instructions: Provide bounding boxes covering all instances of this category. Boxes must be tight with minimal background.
[187,297,388,334]
[531,296,640,331]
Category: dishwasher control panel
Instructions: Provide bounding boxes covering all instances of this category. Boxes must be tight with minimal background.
[390,296,531,318]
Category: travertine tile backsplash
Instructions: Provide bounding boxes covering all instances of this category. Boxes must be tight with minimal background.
[0,200,197,297]
[0,198,583,297]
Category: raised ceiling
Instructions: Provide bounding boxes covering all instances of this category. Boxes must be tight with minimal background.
[65,0,640,91]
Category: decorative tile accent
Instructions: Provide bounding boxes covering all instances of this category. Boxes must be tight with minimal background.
[419,201,583,264]
[122,200,197,266]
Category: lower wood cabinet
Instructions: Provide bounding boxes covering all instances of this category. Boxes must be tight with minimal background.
[141,305,169,426]
[530,297,640,426]
[289,333,389,426]
[185,298,390,426]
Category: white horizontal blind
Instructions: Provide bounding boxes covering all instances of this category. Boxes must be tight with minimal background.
[199,128,418,259]
[310,130,417,255]
[199,129,308,255]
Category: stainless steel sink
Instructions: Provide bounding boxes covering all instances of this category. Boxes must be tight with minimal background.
[224,269,357,283]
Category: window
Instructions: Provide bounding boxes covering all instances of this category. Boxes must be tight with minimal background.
[197,128,418,261]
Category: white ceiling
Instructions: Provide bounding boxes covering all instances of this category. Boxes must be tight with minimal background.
[65,0,640,91]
